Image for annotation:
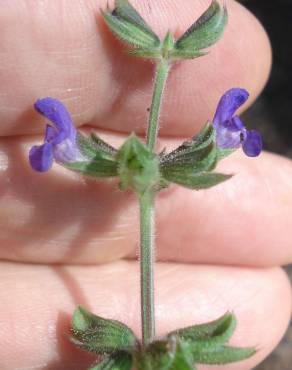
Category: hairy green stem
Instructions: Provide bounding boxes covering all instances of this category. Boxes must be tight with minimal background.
[146,60,170,151]
[139,60,171,347]
[139,191,155,346]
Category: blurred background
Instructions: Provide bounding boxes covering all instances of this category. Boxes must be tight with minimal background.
[240,1,292,369]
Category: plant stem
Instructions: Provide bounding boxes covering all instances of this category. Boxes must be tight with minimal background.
[146,60,170,151]
[139,60,171,347]
[139,191,155,346]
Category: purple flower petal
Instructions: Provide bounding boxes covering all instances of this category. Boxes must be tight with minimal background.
[242,130,263,157]
[229,116,244,131]
[29,98,83,173]
[34,98,76,144]
[44,124,57,142]
[215,125,241,149]
[29,142,54,172]
[53,139,81,163]
[213,88,249,128]
[215,116,245,149]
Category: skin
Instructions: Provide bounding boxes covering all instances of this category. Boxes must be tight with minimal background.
[0,0,291,369]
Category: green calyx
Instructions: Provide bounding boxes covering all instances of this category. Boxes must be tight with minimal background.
[63,133,162,193]
[173,0,228,60]
[101,0,160,50]
[102,0,227,62]
[159,123,233,190]
[71,307,255,370]
[64,125,232,192]
[63,132,119,178]
[114,125,232,194]
[116,134,161,193]
[71,306,138,354]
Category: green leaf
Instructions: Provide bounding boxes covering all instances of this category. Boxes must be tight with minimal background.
[90,352,133,370]
[102,0,160,49]
[116,134,160,193]
[64,157,118,178]
[102,11,156,48]
[160,149,217,179]
[217,147,236,160]
[174,0,227,58]
[162,171,232,190]
[191,122,216,148]
[160,143,216,169]
[164,123,214,158]
[170,49,207,60]
[159,124,234,190]
[169,312,237,349]
[191,345,256,365]
[128,48,162,59]
[71,306,137,354]
[90,133,118,156]
[74,132,119,178]
[115,0,159,42]
[77,132,117,160]
[160,123,215,163]
[160,123,218,174]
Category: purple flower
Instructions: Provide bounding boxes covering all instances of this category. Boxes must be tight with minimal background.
[213,88,262,157]
[29,98,82,172]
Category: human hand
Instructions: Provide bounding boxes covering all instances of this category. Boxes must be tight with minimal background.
[0,1,291,369]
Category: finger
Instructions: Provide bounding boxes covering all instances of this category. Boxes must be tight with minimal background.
[1,134,292,266]
[0,0,271,137]
[0,261,290,370]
